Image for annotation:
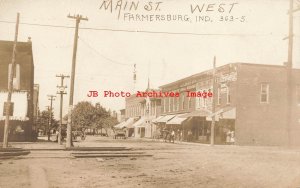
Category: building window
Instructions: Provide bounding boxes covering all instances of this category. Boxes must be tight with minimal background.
[188,97,192,109]
[227,86,231,104]
[260,83,269,103]
[217,88,221,105]
[8,64,20,90]
[168,97,171,112]
[176,97,179,111]
[181,93,185,110]
[172,97,175,112]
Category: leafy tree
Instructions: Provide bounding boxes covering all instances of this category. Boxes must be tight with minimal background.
[36,110,58,139]
[70,101,117,134]
[71,101,95,130]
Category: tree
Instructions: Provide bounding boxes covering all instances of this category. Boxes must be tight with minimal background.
[102,116,118,134]
[71,101,95,130]
[70,101,118,135]
[36,110,58,137]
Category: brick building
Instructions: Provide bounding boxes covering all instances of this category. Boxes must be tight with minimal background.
[157,63,300,146]
[0,40,35,141]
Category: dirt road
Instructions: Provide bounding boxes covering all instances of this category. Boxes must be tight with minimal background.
[1,136,300,188]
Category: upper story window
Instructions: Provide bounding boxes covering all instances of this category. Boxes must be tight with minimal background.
[176,97,179,111]
[172,97,175,112]
[168,97,171,112]
[8,64,20,90]
[226,86,231,104]
[260,83,269,103]
[181,93,185,110]
[217,88,221,105]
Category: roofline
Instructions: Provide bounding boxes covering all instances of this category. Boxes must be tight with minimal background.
[159,62,299,88]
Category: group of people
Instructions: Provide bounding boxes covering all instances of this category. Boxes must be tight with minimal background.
[161,129,183,143]
[226,130,235,144]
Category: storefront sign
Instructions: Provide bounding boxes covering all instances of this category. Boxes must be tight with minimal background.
[220,72,237,83]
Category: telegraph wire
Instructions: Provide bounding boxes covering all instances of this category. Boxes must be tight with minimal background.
[78,37,132,66]
[0,20,291,37]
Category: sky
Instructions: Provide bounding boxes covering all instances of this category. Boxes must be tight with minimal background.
[0,0,299,118]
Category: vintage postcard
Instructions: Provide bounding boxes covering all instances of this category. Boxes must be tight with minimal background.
[0,0,300,187]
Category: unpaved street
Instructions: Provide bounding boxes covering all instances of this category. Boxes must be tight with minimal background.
[1,136,300,188]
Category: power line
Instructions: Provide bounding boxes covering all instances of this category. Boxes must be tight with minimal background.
[0,20,291,37]
[79,37,132,66]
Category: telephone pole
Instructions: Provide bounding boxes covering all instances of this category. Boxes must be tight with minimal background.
[56,74,69,145]
[47,95,56,141]
[66,14,88,148]
[286,0,299,145]
[210,56,217,146]
[3,13,20,148]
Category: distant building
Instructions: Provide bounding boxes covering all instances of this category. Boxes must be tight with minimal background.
[132,89,161,138]
[119,109,125,122]
[0,40,35,141]
[117,87,161,138]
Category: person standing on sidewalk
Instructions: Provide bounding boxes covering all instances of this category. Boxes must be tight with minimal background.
[171,130,175,143]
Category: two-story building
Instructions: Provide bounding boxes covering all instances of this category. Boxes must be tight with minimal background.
[158,63,300,146]
[0,40,35,141]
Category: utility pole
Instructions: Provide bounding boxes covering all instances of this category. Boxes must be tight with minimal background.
[3,13,20,148]
[286,0,299,145]
[56,74,69,145]
[133,63,137,94]
[45,105,50,138]
[66,14,88,148]
[47,95,56,141]
[210,56,216,146]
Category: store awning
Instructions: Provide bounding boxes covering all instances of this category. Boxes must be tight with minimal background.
[220,107,236,119]
[114,118,135,129]
[180,109,211,118]
[152,116,164,123]
[157,115,176,123]
[132,117,145,128]
[166,114,188,125]
[114,121,126,129]
[123,118,135,129]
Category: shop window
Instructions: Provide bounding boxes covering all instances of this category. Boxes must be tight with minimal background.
[260,83,269,103]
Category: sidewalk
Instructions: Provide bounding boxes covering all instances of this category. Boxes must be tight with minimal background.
[127,136,225,147]
[5,138,65,150]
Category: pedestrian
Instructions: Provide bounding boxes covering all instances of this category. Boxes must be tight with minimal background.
[180,130,183,142]
[206,129,210,142]
[187,130,192,142]
[226,130,231,144]
[55,129,59,142]
[163,129,169,142]
[171,130,175,143]
[230,130,235,144]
